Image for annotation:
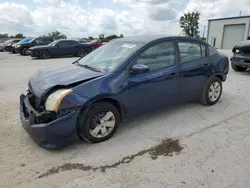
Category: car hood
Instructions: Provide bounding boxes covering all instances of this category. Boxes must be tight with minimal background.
[29,45,49,50]
[29,64,105,98]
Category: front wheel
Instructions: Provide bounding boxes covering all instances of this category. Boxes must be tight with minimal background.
[200,77,222,106]
[231,63,247,72]
[39,50,50,59]
[78,102,120,143]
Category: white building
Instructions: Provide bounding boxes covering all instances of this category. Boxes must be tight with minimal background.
[207,16,250,49]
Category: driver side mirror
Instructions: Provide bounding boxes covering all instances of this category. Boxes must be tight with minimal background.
[56,44,60,47]
[130,64,150,75]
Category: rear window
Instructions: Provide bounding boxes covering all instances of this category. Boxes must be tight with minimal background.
[208,46,218,56]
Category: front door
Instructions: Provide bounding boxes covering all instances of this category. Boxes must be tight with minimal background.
[127,40,180,115]
[177,41,211,100]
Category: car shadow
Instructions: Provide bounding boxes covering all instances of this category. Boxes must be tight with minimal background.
[52,101,205,153]
[235,69,250,76]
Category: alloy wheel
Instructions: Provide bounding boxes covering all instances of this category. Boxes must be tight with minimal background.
[89,111,116,138]
[208,81,221,102]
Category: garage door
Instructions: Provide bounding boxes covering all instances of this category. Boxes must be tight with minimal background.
[222,24,246,49]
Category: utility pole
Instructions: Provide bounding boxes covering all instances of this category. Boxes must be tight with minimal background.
[203,25,206,38]
[240,11,242,16]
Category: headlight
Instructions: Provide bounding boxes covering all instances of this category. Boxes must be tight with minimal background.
[16,44,21,48]
[45,89,73,112]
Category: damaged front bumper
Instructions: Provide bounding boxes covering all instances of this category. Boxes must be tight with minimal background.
[230,54,250,68]
[19,94,80,149]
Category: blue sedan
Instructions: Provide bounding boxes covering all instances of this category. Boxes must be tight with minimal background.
[29,39,93,59]
[19,35,229,149]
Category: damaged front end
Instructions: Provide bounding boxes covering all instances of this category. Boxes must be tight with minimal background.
[231,41,250,70]
[19,86,83,149]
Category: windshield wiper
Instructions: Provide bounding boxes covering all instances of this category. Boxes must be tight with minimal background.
[73,61,102,72]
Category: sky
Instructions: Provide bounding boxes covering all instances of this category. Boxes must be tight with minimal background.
[0,0,250,38]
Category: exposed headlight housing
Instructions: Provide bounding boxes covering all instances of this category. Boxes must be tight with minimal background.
[45,89,73,112]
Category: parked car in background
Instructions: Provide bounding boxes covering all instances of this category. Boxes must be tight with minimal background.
[19,35,229,148]
[231,40,250,71]
[89,39,103,49]
[16,37,53,55]
[29,39,93,59]
[6,38,33,53]
[0,39,21,52]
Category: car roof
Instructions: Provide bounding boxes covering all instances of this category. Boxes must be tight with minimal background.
[116,35,206,44]
[55,39,77,42]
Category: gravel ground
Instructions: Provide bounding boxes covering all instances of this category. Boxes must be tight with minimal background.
[0,50,250,188]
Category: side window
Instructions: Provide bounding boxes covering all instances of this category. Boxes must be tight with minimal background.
[58,41,69,46]
[33,38,43,44]
[178,42,202,63]
[201,44,206,57]
[135,41,176,71]
[43,39,52,44]
[68,41,77,45]
[208,46,218,56]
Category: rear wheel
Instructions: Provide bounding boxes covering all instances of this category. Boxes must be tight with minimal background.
[77,102,120,143]
[76,49,86,57]
[39,50,50,59]
[22,47,29,56]
[231,63,247,72]
[200,77,222,106]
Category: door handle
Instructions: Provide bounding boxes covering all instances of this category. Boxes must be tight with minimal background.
[203,63,209,68]
[170,73,177,76]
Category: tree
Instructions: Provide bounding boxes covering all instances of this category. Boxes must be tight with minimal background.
[0,33,8,38]
[105,34,119,40]
[99,34,105,40]
[15,33,25,38]
[180,12,200,37]
[48,31,67,40]
[119,34,124,38]
[88,36,94,40]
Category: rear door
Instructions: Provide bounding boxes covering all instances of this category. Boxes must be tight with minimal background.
[177,40,211,100]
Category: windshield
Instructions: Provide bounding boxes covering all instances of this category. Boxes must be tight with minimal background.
[3,39,13,44]
[48,40,59,46]
[20,38,32,43]
[78,40,144,72]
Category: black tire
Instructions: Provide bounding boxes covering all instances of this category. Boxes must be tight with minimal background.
[76,49,86,57]
[231,63,247,72]
[77,102,120,143]
[200,77,222,106]
[22,47,29,56]
[39,50,50,59]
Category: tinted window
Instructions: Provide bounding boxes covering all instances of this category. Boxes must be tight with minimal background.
[58,41,70,46]
[135,41,176,71]
[43,38,53,43]
[33,38,43,44]
[178,42,202,63]
[67,41,77,45]
[208,46,218,56]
